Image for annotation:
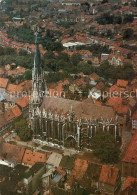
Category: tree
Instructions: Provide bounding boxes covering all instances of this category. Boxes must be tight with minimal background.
[91,132,120,163]
[44,51,55,60]
[14,117,32,141]
[57,52,70,62]
[0,46,4,56]
[77,61,93,75]
[123,28,134,40]
[4,47,16,55]
[44,59,57,71]
[107,29,113,38]
[24,70,32,80]
[71,53,82,66]
[123,14,134,24]
[19,49,28,56]
[53,42,63,52]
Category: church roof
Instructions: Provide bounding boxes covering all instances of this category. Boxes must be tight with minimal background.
[41,97,115,119]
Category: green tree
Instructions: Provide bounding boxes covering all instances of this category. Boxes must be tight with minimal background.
[14,118,32,141]
[44,59,57,71]
[19,49,28,56]
[71,53,82,66]
[0,46,4,56]
[123,28,134,40]
[57,52,70,62]
[77,61,93,75]
[53,42,63,52]
[91,132,120,163]
[4,47,16,55]
[24,70,32,80]
[44,51,55,60]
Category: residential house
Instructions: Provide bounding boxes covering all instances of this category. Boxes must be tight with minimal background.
[0,142,25,167]
[86,162,102,189]
[122,133,137,178]
[122,176,137,192]
[42,166,67,189]
[116,79,128,89]
[19,163,46,194]
[65,158,88,191]
[89,72,99,82]
[106,97,130,127]
[0,105,22,136]
[22,149,49,167]
[0,67,5,76]
[98,165,121,195]
[16,96,30,117]
[6,66,26,77]
[0,78,9,93]
[0,115,9,136]
[0,164,28,195]
[109,54,125,66]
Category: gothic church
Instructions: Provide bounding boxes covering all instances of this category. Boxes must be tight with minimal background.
[29,35,121,150]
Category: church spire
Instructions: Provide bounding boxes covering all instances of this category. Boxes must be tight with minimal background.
[33,32,41,76]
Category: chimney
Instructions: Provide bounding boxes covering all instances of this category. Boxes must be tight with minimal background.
[109,167,113,178]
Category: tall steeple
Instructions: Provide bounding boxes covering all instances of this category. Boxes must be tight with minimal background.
[31,32,46,99]
[29,33,46,138]
[33,32,42,77]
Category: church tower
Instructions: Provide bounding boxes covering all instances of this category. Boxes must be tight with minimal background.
[29,33,46,138]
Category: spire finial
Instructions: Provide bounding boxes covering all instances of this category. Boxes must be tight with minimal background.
[35,31,38,45]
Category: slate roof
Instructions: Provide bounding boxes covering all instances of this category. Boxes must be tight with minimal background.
[42,97,115,119]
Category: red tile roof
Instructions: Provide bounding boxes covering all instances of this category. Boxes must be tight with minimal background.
[89,72,99,81]
[22,149,49,166]
[6,84,22,94]
[4,109,15,122]
[132,110,137,121]
[66,158,88,186]
[0,68,5,75]
[110,85,124,93]
[0,78,9,89]
[4,105,22,122]
[6,81,31,94]
[117,79,128,88]
[99,165,119,185]
[123,176,137,190]
[106,97,129,115]
[11,105,22,118]
[7,66,25,76]
[16,96,30,108]
[122,133,137,163]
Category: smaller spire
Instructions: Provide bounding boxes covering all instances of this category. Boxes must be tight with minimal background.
[69,105,75,121]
